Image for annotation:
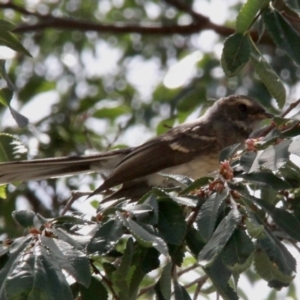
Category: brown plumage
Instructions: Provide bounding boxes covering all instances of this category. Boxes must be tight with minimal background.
[0,95,273,200]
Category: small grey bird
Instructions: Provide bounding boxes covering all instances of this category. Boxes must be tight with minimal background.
[0,95,273,200]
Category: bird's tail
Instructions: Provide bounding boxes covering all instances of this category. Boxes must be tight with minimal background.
[0,149,130,185]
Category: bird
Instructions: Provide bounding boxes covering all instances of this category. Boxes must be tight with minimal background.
[0,95,273,200]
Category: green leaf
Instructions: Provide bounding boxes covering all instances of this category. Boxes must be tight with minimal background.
[0,236,33,299]
[0,60,15,91]
[288,136,300,156]
[219,143,241,162]
[128,246,154,299]
[52,228,87,251]
[124,202,158,224]
[168,195,198,207]
[9,106,29,127]
[156,199,186,245]
[87,219,123,254]
[0,31,31,57]
[245,215,265,239]
[0,88,13,106]
[186,227,206,257]
[5,253,36,299]
[222,229,255,266]
[279,159,300,188]
[260,187,278,205]
[221,33,251,77]
[52,215,92,226]
[240,140,291,173]
[93,105,130,120]
[241,192,300,242]
[204,257,238,300]
[117,212,168,256]
[272,117,289,127]
[0,133,28,163]
[140,247,160,273]
[257,227,296,275]
[112,238,135,299]
[264,206,300,241]
[137,192,159,224]
[0,19,16,32]
[173,280,192,300]
[40,236,91,288]
[254,251,294,286]
[250,49,286,108]
[3,242,74,300]
[263,6,300,66]
[155,262,172,300]
[261,143,287,170]
[239,151,258,172]
[222,229,255,273]
[81,276,108,300]
[237,171,291,190]
[180,176,212,195]
[12,210,36,228]
[102,262,117,280]
[168,243,185,267]
[18,75,56,102]
[196,189,229,242]
[157,173,193,187]
[281,124,300,138]
[0,185,6,199]
[39,246,75,299]
[198,208,241,266]
[236,0,269,33]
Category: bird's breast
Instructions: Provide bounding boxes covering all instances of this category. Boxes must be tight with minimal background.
[146,153,219,187]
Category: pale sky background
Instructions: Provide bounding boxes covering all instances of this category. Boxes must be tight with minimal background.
[1,0,300,299]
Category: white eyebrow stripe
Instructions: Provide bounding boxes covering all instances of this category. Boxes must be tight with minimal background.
[228,98,254,107]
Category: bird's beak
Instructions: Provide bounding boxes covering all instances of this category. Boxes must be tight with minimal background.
[249,110,274,121]
[250,111,274,120]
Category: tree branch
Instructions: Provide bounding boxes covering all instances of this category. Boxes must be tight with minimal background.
[0,2,273,44]
[0,1,41,17]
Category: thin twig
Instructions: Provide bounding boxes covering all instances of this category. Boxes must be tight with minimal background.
[184,275,208,290]
[281,98,300,118]
[171,262,177,281]
[187,206,201,228]
[103,124,124,152]
[193,283,201,300]
[259,98,300,137]
[177,263,200,276]
[137,283,156,297]
[60,190,91,215]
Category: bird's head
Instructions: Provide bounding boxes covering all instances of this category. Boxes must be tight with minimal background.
[209,95,274,134]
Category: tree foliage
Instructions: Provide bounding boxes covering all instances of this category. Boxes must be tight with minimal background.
[1,0,300,299]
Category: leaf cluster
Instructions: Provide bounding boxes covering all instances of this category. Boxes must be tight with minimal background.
[2,124,300,299]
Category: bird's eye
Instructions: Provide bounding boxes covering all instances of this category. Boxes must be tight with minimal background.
[239,104,248,112]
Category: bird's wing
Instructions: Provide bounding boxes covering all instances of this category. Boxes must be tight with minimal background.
[98,121,218,191]
[0,149,131,184]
